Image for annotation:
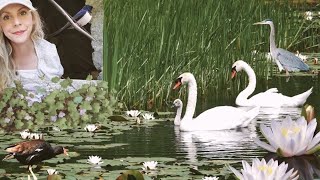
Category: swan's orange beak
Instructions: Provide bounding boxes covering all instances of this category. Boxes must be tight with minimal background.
[231,69,237,79]
[173,82,181,90]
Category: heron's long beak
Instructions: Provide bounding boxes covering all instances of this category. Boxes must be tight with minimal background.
[253,21,265,25]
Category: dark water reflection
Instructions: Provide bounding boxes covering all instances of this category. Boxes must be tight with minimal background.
[174,125,260,163]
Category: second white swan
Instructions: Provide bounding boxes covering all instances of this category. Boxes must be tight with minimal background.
[173,99,183,126]
[173,72,259,131]
[231,60,313,107]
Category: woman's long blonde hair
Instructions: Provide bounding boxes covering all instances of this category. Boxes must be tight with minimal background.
[0,9,44,92]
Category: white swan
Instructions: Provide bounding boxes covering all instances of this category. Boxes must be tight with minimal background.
[173,72,259,131]
[231,60,313,107]
[173,99,183,126]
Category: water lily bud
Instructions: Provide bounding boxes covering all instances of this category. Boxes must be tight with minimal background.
[305,105,315,123]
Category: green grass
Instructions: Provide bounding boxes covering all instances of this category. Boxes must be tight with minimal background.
[103,0,319,110]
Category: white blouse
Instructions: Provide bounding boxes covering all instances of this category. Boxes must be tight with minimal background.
[15,39,64,92]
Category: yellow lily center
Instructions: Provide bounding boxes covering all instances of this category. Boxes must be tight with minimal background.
[281,126,301,137]
[257,165,273,175]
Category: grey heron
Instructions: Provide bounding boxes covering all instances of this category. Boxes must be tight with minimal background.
[254,19,310,74]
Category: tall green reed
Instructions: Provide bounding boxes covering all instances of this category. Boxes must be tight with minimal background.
[103,0,315,110]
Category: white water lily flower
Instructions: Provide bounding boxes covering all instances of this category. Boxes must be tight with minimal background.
[126,110,141,117]
[29,133,43,140]
[47,168,58,175]
[87,155,103,166]
[84,124,98,132]
[142,113,155,120]
[306,16,313,21]
[20,130,30,139]
[305,11,312,16]
[228,158,298,180]
[202,177,219,180]
[254,116,320,157]
[52,126,61,131]
[142,161,158,170]
[295,51,308,62]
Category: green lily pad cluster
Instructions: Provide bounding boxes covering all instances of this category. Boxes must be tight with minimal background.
[0,77,117,130]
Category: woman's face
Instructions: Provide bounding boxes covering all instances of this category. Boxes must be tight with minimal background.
[0,4,33,45]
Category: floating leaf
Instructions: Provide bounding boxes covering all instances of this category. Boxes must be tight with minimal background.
[47,174,62,180]
[108,115,130,121]
[116,170,144,180]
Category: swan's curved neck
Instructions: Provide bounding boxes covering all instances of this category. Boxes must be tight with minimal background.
[174,106,182,125]
[236,63,256,105]
[269,22,277,52]
[183,77,197,120]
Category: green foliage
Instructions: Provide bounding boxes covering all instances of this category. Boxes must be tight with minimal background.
[0,80,117,130]
[104,0,318,110]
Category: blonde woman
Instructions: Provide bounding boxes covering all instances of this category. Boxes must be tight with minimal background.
[0,0,63,92]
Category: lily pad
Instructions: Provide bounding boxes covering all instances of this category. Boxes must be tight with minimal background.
[108,115,130,121]
[116,170,144,180]
[123,157,176,163]
[74,143,128,150]
[56,162,91,171]
[154,111,175,118]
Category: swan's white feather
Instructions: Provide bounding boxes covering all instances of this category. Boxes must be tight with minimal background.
[174,72,259,132]
[180,106,259,131]
[233,60,312,107]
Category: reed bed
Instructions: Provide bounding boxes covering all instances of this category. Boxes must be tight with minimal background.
[103,0,317,110]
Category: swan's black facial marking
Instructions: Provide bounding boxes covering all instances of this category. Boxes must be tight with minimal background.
[173,77,182,90]
[175,77,182,83]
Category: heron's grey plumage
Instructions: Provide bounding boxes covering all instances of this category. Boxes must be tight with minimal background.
[254,19,310,72]
[274,48,309,71]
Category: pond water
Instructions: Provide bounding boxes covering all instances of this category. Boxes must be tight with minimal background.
[0,76,320,179]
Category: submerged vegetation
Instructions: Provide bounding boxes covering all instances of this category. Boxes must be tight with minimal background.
[103,0,319,110]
